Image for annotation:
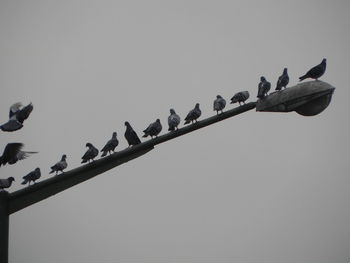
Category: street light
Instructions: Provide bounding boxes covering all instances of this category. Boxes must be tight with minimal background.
[0,81,335,263]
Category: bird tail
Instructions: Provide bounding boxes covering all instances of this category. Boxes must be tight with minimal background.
[101,151,107,157]
[21,179,28,185]
[142,134,148,138]
[299,74,307,81]
[168,126,175,131]
[184,120,190,124]
[81,159,87,164]
[49,169,54,174]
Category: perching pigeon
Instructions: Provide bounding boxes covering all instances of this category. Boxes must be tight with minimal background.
[257,76,271,99]
[0,143,38,166]
[49,154,67,175]
[168,109,181,131]
[81,143,98,163]
[1,102,33,132]
[213,95,226,114]
[276,68,289,91]
[0,177,15,191]
[230,91,250,105]
[22,168,41,185]
[184,103,201,124]
[101,132,119,157]
[143,119,162,138]
[124,121,141,146]
[299,58,327,81]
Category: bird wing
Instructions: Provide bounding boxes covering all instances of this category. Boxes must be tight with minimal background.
[16,103,33,123]
[9,102,22,119]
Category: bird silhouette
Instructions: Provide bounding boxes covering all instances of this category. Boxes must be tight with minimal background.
[276,68,289,91]
[299,58,326,81]
[213,95,226,115]
[101,132,119,157]
[184,103,201,124]
[22,168,41,185]
[124,122,141,146]
[0,143,37,166]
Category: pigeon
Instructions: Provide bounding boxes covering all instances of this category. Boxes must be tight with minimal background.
[257,76,271,99]
[143,119,162,138]
[230,91,250,105]
[1,102,33,132]
[49,154,67,175]
[184,103,201,124]
[101,132,119,157]
[168,109,181,131]
[0,177,15,191]
[124,121,141,146]
[276,68,289,91]
[22,168,41,185]
[0,143,38,166]
[299,58,327,81]
[213,95,226,114]
[81,143,99,163]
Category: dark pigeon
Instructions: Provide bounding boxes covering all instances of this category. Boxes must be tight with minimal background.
[1,102,33,132]
[0,177,15,191]
[213,95,226,114]
[124,121,141,146]
[81,143,98,163]
[0,143,38,166]
[50,155,67,175]
[101,132,119,157]
[143,119,162,138]
[168,109,181,131]
[184,103,201,124]
[299,58,327,81]
[257,76,271,99]
[276,68,289,91]
[230,91,250,105]
[22,168,41,185]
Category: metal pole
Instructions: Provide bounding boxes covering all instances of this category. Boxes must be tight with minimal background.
[0,192,9,263]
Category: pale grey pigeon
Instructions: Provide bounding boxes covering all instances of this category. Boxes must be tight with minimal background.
[213,95,226,114]
[101,132,119,157]
[143,119,162,138]
[184,103,201,124]
[124,122,141,146]
[299,58,326,81]
[50,155,67,175]
[0,143,38,166]
[257,76,271,99]
[1,102,33,132]
[230,91,250,105]
[276,68,289,91]
[0,177,15,191]
[81,143,98,163]
[22,168,41,185]
[168,109,181,131]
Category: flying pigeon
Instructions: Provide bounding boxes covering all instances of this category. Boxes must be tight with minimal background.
[213,95,226,114]
[143,119,162,138]
[299,58,327,81]
[22,168,41,185]
[124,121,141,146]
[184,103,201,124]
[230,91,250,105]
[276,68,289,91]
[101,132,119,157]
[1,102,34,132]
[168,109,181,131]
[0,177,15,191]
[81,143,98,163]
[49,154,67,175]
[257,76,271,99]
[0,143,38,166]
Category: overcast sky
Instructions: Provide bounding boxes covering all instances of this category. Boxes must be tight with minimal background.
[1,1,350,262]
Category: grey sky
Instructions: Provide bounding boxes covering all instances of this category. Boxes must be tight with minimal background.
[1,0,350,262]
